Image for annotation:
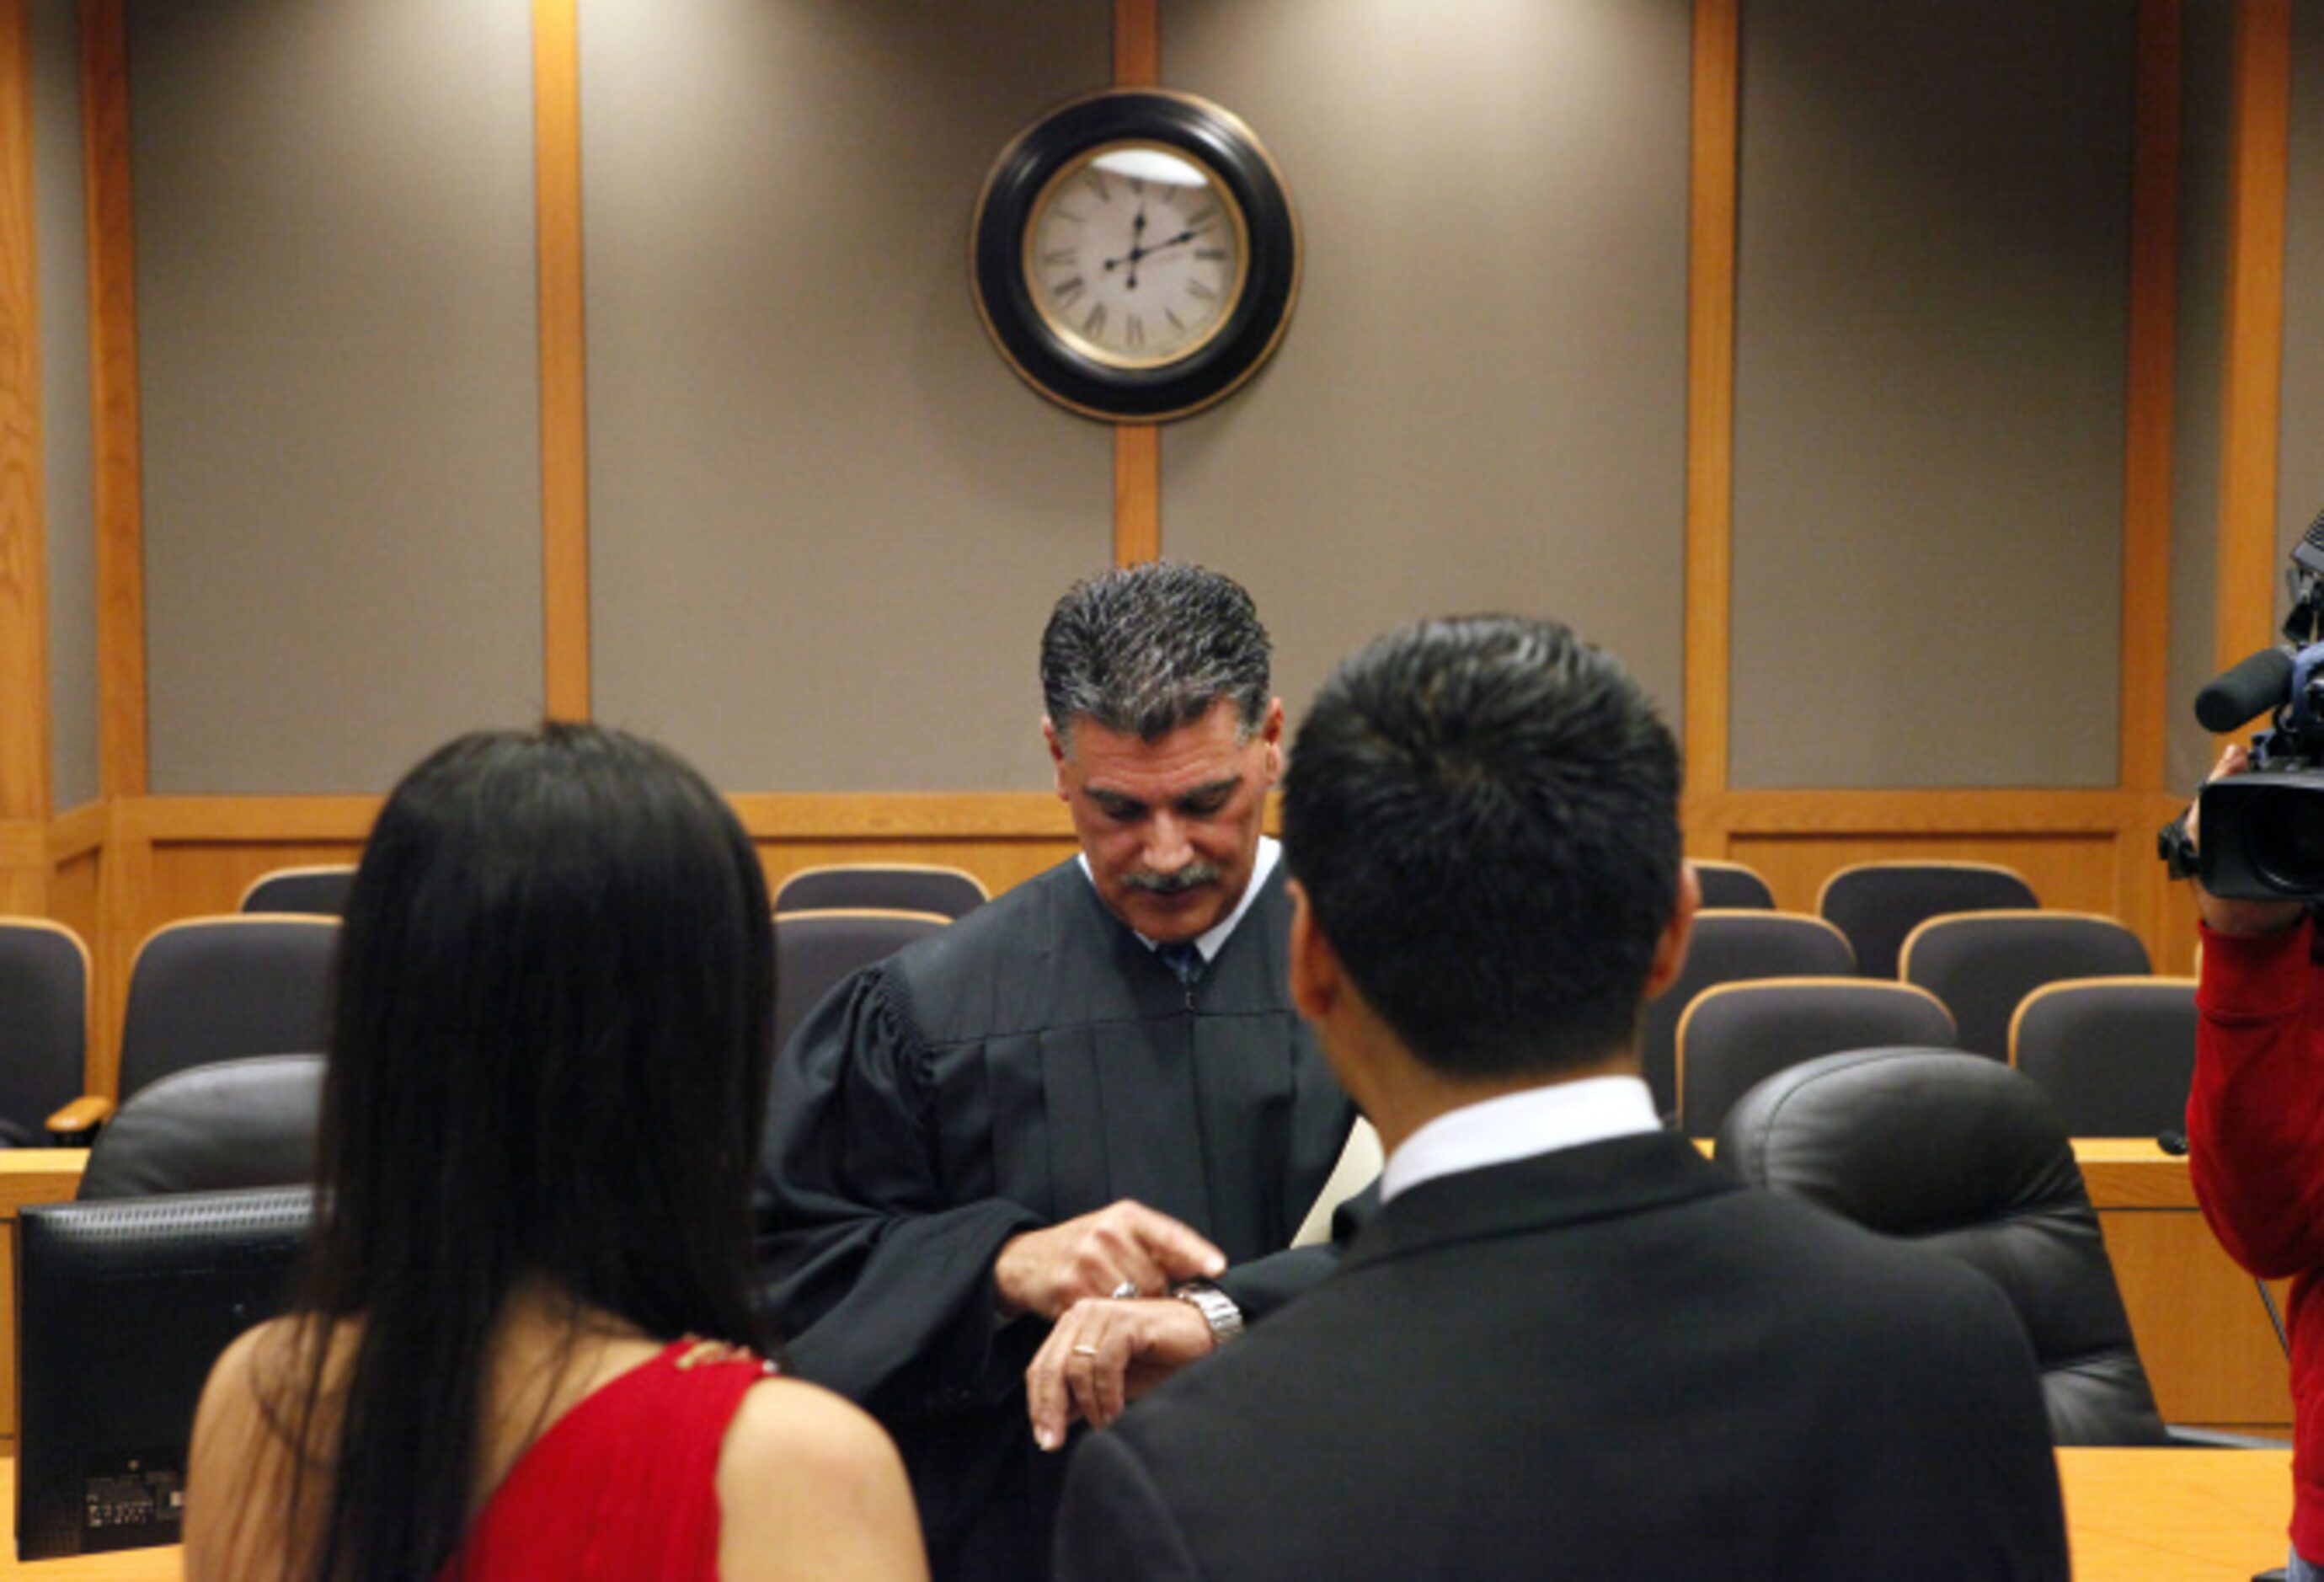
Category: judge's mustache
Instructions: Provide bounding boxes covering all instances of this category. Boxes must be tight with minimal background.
[1124,862,1221,895]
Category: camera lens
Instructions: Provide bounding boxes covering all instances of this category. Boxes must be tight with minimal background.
[2250,785,2324,895]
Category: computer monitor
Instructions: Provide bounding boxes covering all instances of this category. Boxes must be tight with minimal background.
[16,1186,311,1559]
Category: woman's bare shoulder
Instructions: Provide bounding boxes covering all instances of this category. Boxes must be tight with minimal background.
[185,1317,327,1581]
[715,1376,927,1582]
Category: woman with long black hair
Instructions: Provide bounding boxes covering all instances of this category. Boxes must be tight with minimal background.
[184,724,924,1580]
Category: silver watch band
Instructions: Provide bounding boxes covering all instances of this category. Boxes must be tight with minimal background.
[1171,1280,1246,1345]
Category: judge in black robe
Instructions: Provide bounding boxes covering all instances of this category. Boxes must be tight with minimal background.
[755,852,1357,1580]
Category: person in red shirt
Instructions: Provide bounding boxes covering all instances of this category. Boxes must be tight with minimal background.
[2184,740,2324,1582]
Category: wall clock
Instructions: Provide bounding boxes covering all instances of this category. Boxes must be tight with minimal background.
[970,88,1301,422]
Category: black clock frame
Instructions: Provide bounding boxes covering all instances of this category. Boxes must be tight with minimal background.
[971,89,1300,422]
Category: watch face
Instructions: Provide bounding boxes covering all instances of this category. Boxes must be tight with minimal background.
[1023,143,1248,371]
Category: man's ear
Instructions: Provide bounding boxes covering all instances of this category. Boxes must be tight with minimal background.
[1287,879,1340,1024]
[1642,860,1703,1002]
[1043,716,1070,799]
[1258,697,1285,783]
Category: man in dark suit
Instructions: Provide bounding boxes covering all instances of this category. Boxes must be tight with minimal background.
[1050,614,2070,1580]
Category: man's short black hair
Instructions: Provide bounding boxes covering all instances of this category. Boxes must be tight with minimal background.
[1282,615,1683,1078]
[1041,562,1271,747]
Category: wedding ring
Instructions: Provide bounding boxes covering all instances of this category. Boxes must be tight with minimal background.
[1072,1344,1100,1357]
[1111,1280,1140,1300]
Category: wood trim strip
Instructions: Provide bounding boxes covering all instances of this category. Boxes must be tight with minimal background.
[1114,425,1159,565]
[43,799,103,862]
[0,0,45,822]
[1692,788,2147,836]
[2121,0,2182,793]
[0,818,41,868]
[2214,0,2292,676]
[533,0,590,719]
[80,0,143,797]
[1111,0,1161,565]
[1682,0,1739,804]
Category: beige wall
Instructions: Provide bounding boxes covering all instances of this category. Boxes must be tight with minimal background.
[2169,0,2235,795]
[1159,0,1691,730]
[129,0,545,794]
[33,0,93,810]
[579,0,1111,792]
[1728,0,2133,789]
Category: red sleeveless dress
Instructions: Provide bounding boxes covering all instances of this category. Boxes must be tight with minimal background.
[442,1339,777,1579]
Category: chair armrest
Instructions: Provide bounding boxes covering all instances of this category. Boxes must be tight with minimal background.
[45,1093,114,1146]
[2165,1425,2292,1449]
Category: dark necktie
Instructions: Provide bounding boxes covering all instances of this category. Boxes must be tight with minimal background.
[1156,941,1205,986]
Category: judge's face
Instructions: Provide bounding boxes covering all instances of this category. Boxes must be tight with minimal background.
[1048,697,1285,944]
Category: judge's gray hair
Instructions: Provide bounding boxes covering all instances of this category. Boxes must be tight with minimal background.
[1041,563,1272,751]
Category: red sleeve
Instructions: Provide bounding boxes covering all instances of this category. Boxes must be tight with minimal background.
[2188,915,2324,1278]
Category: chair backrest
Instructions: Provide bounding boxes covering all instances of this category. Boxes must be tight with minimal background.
[1638,911,1856,1118]
[1714,1047,2168,1446]
[772,863,989,921]
[2009,976,2198,1137]
[1691,860,1775,910]
[773,909,951,1053]
[1675,977,1955,1139]
[117,917,339,1101]
[0,920,89,1145]
[1815,861,2038,978]
[78,1054,325,1200]
[238,864,357,916]
[1900,911,2151,1061]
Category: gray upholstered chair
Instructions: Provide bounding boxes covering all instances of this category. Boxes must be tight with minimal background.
[238,864,357,916]
[774,909,951,1054]
[1899,911,2150,1061]
[1714,1047,2168,1446]
[0,919,92,1146]
[773,863,988,921]
[1674,977,1955,1139]
[2009,976,2198,1137]
[1690,860,1775,910]
[116,916,339,1102]
[1637,911,1856,1120]
[1815,861,2038,978]
[77,1054,324,1200]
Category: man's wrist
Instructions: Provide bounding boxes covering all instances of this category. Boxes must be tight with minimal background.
[1170,1280,1244,1347]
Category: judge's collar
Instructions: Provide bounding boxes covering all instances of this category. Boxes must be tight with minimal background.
[1079,836,1280,965]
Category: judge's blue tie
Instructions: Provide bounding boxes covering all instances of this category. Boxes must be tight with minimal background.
[1156,941,1205,986]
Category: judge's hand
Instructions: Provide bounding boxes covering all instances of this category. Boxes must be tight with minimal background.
[1025,1296,1215,1451]
[2189,744,2307,938]
[993,1200,1225,1322]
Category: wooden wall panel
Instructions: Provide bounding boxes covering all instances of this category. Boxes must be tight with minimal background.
[1723,833,2123,919]
[0,0,48,827]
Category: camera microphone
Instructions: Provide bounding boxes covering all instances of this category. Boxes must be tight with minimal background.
[2196,648,2295,734]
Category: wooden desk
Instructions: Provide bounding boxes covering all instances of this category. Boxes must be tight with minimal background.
[2061,1446,2292,1579]
[2079,1141,2294,1430]
[0,1449,2288,1579]
[0,1157,88,1450]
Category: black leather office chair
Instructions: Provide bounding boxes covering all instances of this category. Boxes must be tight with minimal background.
[0,919,91,1146]
[773,909,950,1054]
[115,916,339,1103]
[1690,860,1775,910]
[1815,861,2038,978]
[238,864,357,916]
[1674,977,1955,1139]
[77,1054,324,1200]
[1900,911,2151,1061]
[1638,911,1856,1119]
[2009,976,2198,1136]
[1715,1047,2166,1446]
[773,863,988,921]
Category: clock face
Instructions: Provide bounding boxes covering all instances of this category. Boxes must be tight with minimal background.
[1023,144,1248,371]
[970,89,1300,423]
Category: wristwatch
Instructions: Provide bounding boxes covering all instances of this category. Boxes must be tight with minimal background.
[1171,1280,1245,1346]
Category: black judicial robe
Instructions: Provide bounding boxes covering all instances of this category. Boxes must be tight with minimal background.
[754,858,1358,1581]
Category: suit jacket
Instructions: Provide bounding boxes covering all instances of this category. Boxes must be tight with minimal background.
[1055,1130,2069,1581]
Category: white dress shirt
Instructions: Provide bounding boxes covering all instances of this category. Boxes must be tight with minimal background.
[1379,1075,1661,1204]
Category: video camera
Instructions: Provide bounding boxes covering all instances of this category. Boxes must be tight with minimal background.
[2170,510,2324,901]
